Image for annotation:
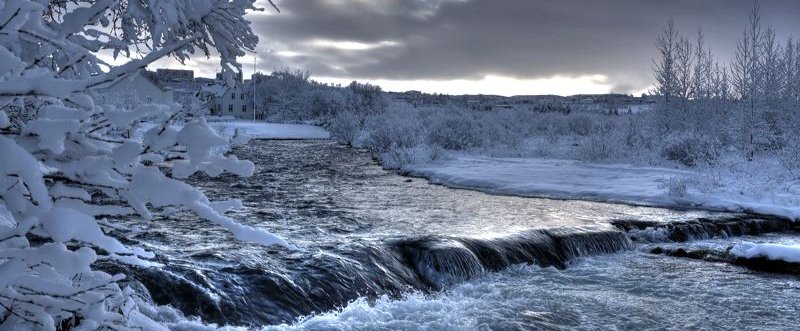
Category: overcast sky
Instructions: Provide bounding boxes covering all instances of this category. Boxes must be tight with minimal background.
[154,0,800,96]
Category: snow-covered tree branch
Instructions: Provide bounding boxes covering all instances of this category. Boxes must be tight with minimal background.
[0,0,290,329]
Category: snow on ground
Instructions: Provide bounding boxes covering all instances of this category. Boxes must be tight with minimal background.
[134,120,330,141]
[732,242,800,263]
[406,155,800,220]
[209,121,330,140]
[408,156,689,204]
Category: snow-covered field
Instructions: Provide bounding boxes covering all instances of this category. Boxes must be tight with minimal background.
[406,155,800,220]
[209,121,330,140]
[407,156,688,204]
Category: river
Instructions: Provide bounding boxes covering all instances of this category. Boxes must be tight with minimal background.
[107,140,800,330]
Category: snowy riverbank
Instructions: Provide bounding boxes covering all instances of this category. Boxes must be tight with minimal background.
[209,120,331,140]
[135,120,330,141]
[406,155,800,221]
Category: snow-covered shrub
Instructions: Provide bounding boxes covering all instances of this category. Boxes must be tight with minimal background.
[760,109,790,151]
[620,115,658,163]
[579,121,617,162]
[426,109,484,150]
[662,176,690,198]
[476,109,527,149]
[309,89,345,119]
[0,1,288,329]
[381,145,442,169]
[328,111,363,145]
[175,93,212,120]
[534,113,570,138]
[329,102,431,169]
[660,134,721,167]
[347,81,387,115]
[530,137,555,157]
[360,107,425,155]
[568,114,595,136]
[256,69,325,122]
[778,135,800,177]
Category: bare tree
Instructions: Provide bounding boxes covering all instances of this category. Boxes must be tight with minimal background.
[690,28,719,101]
[652,17,680,104]
[711,63,732,101]
[732,3,764,107]
[785,38,800,105]
[731,3,766,160]
[675,36,694,101]
[761,26,784,108]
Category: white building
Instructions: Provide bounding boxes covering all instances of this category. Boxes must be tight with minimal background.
[211,83,259,119]
[210,75,266,120]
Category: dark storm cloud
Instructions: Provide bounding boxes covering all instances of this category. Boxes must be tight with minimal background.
[251,0,800,93]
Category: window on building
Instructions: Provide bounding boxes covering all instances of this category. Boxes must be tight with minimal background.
[240,93,244,100]
[242,105,247,112]
[228,105,233,112]
[231,93,236,99]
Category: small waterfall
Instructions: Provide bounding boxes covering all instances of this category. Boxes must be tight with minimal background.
[612,215,796,243]
[100,244,425,326]
[106,226,635,325]
[395,238,486,289]
[108,215,798,327]
[619,215,800,275]
[546,227,634,261]
[394,226,633,289]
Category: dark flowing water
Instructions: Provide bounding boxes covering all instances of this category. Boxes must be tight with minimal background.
[108,140,800,330]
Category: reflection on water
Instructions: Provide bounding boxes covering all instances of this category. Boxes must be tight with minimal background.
[197,140,719,244]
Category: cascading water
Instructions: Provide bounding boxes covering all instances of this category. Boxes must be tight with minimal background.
[613,215,798,243]
[104,140,800,329]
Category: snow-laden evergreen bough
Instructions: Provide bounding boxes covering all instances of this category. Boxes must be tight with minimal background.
[0,0,288,329]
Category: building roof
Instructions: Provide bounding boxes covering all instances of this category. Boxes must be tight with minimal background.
[96,69,167,92]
